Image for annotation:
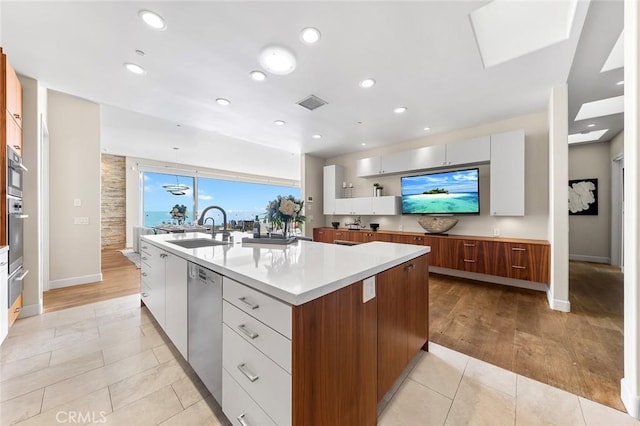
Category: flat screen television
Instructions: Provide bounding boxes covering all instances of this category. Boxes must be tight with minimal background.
[401,168,480,215]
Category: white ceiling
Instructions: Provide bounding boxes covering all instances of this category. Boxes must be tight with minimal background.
[1,1,595,164]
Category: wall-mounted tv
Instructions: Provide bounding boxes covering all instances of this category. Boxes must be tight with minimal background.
[401,168,480,215]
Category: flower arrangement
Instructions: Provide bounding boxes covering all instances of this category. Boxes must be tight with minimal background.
[265,195,305,228]
[170,204,188,223]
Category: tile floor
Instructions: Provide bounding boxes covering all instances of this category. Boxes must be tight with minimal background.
[1,294,638,426]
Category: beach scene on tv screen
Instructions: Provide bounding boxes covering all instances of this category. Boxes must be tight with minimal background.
[402,169,479,214]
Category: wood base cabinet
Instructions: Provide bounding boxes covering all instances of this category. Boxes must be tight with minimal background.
[314,228,550,285]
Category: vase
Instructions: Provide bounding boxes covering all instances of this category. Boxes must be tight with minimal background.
[282,221,289,239]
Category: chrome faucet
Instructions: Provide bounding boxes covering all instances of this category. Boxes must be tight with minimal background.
[198,206,229,240]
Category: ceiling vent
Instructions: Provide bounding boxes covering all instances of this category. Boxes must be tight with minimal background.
[297,95,328,111]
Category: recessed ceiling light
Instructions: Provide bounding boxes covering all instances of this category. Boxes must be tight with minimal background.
[617,80,624,86]
[274,120,286,126]
[216,98,230,106]
[250,70,267,81]
[312,134,322,139]
[300,27,321,44]
[259,46,297,75]
[361,142,366,146]
[359,79,376,88]
[139,10,166,30]
[424,126,431,131]
[394,107,407,114]
[124,63,146,75]
[587,123,596,128]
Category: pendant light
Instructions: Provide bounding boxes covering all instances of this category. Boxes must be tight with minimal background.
[162,147,190,195]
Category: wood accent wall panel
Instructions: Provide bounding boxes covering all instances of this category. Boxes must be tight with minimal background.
[101,154,126,248]
[292,281,377,426]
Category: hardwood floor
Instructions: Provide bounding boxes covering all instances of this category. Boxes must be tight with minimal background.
[43,246,140,313]
[429,260,624,411]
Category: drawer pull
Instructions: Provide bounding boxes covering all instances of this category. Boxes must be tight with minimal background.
[0,261,6,266]
[141,292,149,298]
[463,259,476,263]
[237,413,250,426]
[511,265,527,269]
[238,297,259,310]
[237,363,259,382]
[142,256,148,261]
[404,264,415,272]
[511,247,526,251]
[141,245,148,249]
[238,324,259,339]
[142,272,148,277]
[463,243,475,247]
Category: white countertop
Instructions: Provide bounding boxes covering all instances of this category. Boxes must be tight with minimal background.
[141,231,430,306]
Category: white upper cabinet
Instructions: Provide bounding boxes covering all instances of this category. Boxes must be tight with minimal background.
[410,145,447,170]
[356,157,381,177]
[490,130,525,216]
[323,165,344,215]
[445,136,490,166]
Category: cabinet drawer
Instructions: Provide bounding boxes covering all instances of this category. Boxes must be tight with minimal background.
[223,301,291,373]
[223,325,291,426]
[222,369,276,426]
[223,277,292,339]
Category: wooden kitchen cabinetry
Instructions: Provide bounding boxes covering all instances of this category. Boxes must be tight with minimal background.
[314,228,551,285]
[377,255,428,399]
[2,47,23,155]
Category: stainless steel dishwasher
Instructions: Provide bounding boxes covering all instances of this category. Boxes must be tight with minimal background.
[188,262,222,404]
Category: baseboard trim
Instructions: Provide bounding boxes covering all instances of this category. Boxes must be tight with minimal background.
[546,290,571,312]
[19,303,43,318]
[569,254,611,264]
[621,378,640,419]
[49,273,103,289]
[430,267,549,292]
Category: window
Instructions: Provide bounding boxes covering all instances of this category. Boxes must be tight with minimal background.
[141,169,300,229]
[142,172,195,227]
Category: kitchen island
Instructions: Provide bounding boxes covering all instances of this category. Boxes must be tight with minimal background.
[140,231,430,425]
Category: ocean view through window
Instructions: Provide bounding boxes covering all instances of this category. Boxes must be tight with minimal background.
[142,171,301,229]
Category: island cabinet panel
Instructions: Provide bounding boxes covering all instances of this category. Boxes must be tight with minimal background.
[292,281,378,426]
[377,255,429,400]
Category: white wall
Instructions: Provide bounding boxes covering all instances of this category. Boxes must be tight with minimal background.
[611,130,624,159]
[568,142,611,263]
[48,90,101,287]
[324,111,549,240]
[301,154,325,238]
[18,75,42,316]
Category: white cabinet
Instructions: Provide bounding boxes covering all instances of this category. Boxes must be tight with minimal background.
[0,250,8,344]
[410,144,447,170]
[164,253,188,359]
[140,240,188,358]
[490,130,525,216]
[446,136,490,166]
[222,277,292,426]
[335,196,399,215]
[140,243,166,328]
[323,165,344,215]
[372,196,400,215]
[357,151,416,177]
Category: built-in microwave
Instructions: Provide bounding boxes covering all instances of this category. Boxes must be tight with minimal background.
[7,146,26,198]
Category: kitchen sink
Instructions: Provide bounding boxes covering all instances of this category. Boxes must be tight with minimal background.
[168,238,230,249]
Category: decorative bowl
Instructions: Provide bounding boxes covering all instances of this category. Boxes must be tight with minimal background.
[331,221,340,229]
[417,217,459,234]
